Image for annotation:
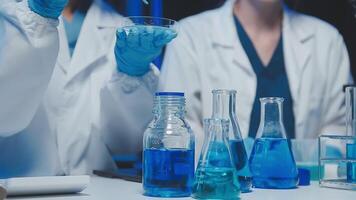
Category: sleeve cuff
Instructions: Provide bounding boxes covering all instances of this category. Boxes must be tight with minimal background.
[1,0,59,38]
[109,64,159,94]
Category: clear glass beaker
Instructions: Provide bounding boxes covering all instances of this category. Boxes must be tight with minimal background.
[291,139,322,181]
[192,119,240,200]
[249,97,299,189]
[212,90,251,192]
[319,135,356,190]
[346,86,356,183]
[143,92,195,197]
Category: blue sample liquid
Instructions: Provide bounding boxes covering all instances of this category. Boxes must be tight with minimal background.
[249,138,298,189]
[230,140,252,193]
[192,167,240,200]
[143,148,194,197]
[347,144,356,183]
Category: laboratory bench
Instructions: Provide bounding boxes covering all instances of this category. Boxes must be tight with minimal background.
[7,176,355,200]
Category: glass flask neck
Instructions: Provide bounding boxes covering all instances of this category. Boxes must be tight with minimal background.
[258,97,287,138]
[212,90,237,119]
[204,118,230,143]
[346,87,356,136]
[153,94,185,118]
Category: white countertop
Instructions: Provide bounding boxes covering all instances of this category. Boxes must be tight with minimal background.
[7,176,356,200]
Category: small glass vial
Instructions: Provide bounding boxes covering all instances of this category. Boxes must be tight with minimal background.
[143,92,195,197]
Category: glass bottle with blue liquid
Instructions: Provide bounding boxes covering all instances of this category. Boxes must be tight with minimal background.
[211,90,252,192]
[249,97,298,189]
[143,92,195,197]
[192,118,240,200]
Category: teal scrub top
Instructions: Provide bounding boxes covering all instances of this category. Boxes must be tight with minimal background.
[63,11,86,56]
[234,16,296,139]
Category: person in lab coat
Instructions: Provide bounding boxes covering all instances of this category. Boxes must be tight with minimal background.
[120,0,353,159]
[0,0,65,136]
[0,0,174,178]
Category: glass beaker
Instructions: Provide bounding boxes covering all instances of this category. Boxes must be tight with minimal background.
[291,139,323,181]
[249,97,298,189]
[192,119,240,200]
[143,92,195,197]
[212,90,252,192]
[346,86,356,183]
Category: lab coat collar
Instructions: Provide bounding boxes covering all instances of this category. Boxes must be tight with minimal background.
[211,0,315,72]
[214,0,315,46]
[64,2,121,85]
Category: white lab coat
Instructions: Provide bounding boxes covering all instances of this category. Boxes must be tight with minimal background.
[0,1,59,136]
[0,0,156,177]
[158,0,353,159]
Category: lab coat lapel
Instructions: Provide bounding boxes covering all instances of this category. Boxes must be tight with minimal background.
[283,8,314,128]
[57,18,71,74]
[65,3,119,86]
[211,0,253,76]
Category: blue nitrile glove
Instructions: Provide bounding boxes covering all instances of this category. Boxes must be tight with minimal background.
[28,0,68,19]
[115,25,177,76]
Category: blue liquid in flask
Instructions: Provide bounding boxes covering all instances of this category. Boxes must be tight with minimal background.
[249,138,298,189]
[193,142,240,200]
[230,140,252,192]
[193,167,240,200]
[143,148,194,197]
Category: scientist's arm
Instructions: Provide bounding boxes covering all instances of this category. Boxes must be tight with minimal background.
[0,0,66,136]
[97,25,176,155]
[159,22,204,160]
[321,33,353,134]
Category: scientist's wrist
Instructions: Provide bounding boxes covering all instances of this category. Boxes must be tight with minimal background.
[116,56,150,77]
[28,0,63,19]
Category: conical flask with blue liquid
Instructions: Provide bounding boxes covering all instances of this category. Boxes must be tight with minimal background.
[212,90,252,192]
[249,97,298,189]
[192,118,240,200]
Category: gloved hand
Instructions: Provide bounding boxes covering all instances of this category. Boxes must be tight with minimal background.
[115,26,177,76]
[28,0,68,19]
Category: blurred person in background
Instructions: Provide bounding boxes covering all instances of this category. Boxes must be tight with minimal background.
[120,0,353,159]
[0,0,174,177]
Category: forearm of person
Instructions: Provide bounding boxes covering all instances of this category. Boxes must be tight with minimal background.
[0,0,59,136]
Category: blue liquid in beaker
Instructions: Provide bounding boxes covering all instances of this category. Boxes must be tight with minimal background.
[347,144,356,183]
[193,167,240,200]
[249,138,298,189]
[143,149,194,197]
[230,140,252,192]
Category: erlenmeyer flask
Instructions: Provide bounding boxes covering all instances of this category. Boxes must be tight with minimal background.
[249,97,298,189]
[212,90,251,192]
[192,119,240,200]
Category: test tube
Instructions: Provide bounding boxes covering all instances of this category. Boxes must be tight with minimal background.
[346,86,356,183]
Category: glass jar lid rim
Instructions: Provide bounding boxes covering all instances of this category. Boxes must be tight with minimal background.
[155,92,184,97]
[212,89,237,94]
[260,97,284,102]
